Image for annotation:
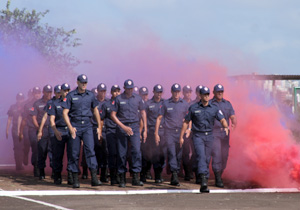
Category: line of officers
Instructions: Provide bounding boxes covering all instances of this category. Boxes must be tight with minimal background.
[6,74,236,193]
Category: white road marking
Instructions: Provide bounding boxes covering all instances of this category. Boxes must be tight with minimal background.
[0,188,299,196]
[0,164,15,167]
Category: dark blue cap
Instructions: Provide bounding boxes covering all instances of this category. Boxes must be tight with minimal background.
[111,84,121,92]
[91,88,97,95]
[196,85,203,93]
[153,84,163,92]
[214,84,224,92]
[200,86,210,94]
[43,85,52,93]
[171,83,181,92]
[16,92,25,100]
[124,79,134,89]
[61,83,71,91]
[77,74,88,83]
[97,83,107,91]
[54,85,61,93]
[139,86,148,95]
[32,86,41,94]
[183,85,192,93]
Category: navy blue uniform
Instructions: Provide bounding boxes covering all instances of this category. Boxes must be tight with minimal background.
[101,99,118,170]
[62,88,99,172]
[48,97,72,173]
[7,103,24,168]
[145,97,166,170]
[31,97,52,170]
[211,98,235,173]
[21,99,32,166]
[23,99,38,166]
[112,93,145,174]
[159,98,189,173]
[185,101,224,177]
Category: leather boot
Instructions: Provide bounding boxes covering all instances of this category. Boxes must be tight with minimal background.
[170,171,180,186]
[67,170,73,185]
[200,174,209,193]
[154,168,163,183]
[140,168,147,182]
[110,168,118,185]
[72,172,80,188]
[33,165,39,177]
[132,172,143,186]
[82,166,88,179]
[184,165,191,181]
[118,173,126,188]
[195,172,201,184]
[54,172,62,185]
[214,171,224,188]
[39,168,45,180]
[91,169,102,186]
[100,167,109,183]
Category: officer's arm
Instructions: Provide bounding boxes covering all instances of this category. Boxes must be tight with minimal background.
[32,116,39,129]
[19,118,26,141]
[154,115,162,136]
[230,115,237,129]
[110,111,126,130]
[220,118,229,135]
[6,116,12,139]
[180,120,189,147]
[50,115,62,141]
[139,118,143,134]
[37,113,48,140]
[63,109,72,130]
[93,107,102,139]
[140,110,147,142]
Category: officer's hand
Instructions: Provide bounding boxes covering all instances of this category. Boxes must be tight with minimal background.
[155,133,160,146]
[37,131,42,141]
[123,126,133,136]
[185,129,191,138]
[97,128,102,141]
[179,137,184,148]
[143,130,147,143]
[19,133,23,142]
[54,130,62,141]
[231,124,235,131]
[70,127,77,139]
[224,128,229,136]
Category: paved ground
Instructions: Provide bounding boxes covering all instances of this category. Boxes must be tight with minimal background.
[0,165,299,210]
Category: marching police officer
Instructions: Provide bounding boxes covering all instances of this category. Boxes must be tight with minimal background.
[31,85,53,179]
[62,74,102,188]
[111,79,147,188]
[6,93,25,170]
[155,83,189,186]
[180,86,228,193]
[211,84,237,188]
[101,85,121,185]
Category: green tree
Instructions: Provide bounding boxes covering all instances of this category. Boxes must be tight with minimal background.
[0,0,81,73]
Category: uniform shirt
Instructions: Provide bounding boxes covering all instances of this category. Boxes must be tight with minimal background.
[48,97,67,127]
[62,88,99,122]
[22,99,36,129]
[112,93,145,124]
[185,101,224,133]
[101,99,117,129]
[7,103,23,132]
[210,97,235,130]
[145,97,164,129]
[91,98,108,127]
[159,97,189,130]
[30,97,50,126]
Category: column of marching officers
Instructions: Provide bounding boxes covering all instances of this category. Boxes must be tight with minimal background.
[6,74,236,193]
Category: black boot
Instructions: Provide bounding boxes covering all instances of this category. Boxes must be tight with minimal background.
[170,171,180,186]
[118,173,126,188]
[140,168,147,182]
[214,171,224,188]
[110,169,118,185]
[67,170,73,185]
[200,174,209,193]
[184,165,191,181]
[154,168,163,183]
[195,172,201,184]
[100,167,109,183]
[91,169,102,186]
[132,172,143,186]
[33,165,39,177]
[72,172,80,188]
[39,168,45,180]
[51,170,55,179]
[82,166,88,179]
[54,172,62,185]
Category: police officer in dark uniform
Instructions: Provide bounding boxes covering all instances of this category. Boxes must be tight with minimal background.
[101,85,121,185]
[62,74,101,188]
[181,85,194,181]
[111,79,147,188]
[19,87,42,176]
[211,84,237,188]
[146,84,166,183]
[93,83,109,183]
[31,85,53,179]
[193,85,203,103]
[180,86,229,193]
[6,93,25,170]
[155,83,189,186]
[48,83,72,185]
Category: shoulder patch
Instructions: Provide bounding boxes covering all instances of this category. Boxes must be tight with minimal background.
[112,100,115,105]
[31,107,34,111]
[63,98,67,102]
[48,105,51,110]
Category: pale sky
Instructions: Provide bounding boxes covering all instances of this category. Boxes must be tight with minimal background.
[1,0,300,75]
